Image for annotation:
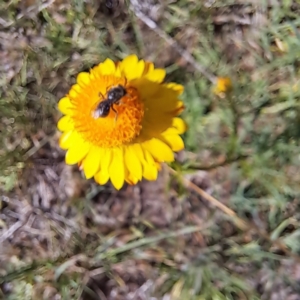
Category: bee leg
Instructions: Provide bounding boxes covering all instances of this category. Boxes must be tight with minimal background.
[112,106,118,122]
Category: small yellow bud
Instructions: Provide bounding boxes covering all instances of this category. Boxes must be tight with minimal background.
[213,77,233,96]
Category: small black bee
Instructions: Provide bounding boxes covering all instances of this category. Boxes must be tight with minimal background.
[93,85,127,120]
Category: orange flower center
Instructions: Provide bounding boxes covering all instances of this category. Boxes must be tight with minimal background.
[71,75,144,148]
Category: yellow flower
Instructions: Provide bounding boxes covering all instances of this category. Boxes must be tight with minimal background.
[57,55,186,189]
[213,77,233,95]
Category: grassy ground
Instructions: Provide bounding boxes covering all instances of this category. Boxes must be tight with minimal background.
[1,0,300,299]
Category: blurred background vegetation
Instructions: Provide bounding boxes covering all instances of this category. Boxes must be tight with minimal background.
[1,0,300,299]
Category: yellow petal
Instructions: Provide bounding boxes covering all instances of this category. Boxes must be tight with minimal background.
[170,100,185,116]
[109,148,125,190]
[83,146,103,179]
[72,84,82,94]
[65,140,91,165]
[165,83,184,95]
[131,59,145,80]
[114,64,122,77]
[142,139,174,162]
[142,149,158,180]
[120,54,138,72]
[172,118,187,134]
[120,55,145,80]
[132,143,145,162]
[58,97,73,115]
[57,116,73,132]
[132,78,161,99]
[162,118,187,135]
[155,161,162,171]
[145,69,166,83]
[143,62,154,75]
[125,169,139,185]
[69,87,78,99]
[160,134,184,152]
[77,72,90,87]
[134,79,181,138]
[132,144,156,180]
[59,131,78,150]
[143,84,179,112]
[95,149,112,185]
[94,169,110,185]
[98,58,116,75]
[122,58,145,81]
[124,146,142,180]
